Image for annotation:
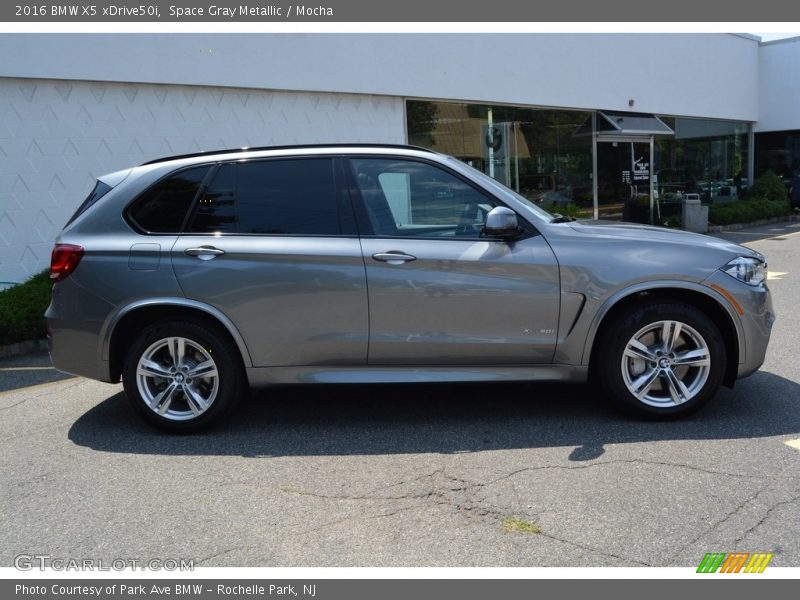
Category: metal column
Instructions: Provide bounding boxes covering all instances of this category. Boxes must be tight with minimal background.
[650,135,655,224]
[592,112,599,220]
[747,124,755,186]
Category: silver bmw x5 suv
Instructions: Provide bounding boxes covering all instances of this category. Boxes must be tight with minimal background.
[46,144,774,431]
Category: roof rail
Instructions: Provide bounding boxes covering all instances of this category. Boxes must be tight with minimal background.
[140,143,436,166]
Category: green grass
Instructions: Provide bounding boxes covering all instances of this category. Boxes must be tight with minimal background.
[0,270,52,345]
[502,516,541,534]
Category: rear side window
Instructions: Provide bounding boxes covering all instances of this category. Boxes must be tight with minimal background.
[186,158,340,235]
[127,166,210,233]
[65,180,112,227]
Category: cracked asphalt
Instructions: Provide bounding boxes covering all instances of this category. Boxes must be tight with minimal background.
[1,222,799,568]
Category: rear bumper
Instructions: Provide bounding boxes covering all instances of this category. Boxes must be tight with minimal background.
[45,278,114,382]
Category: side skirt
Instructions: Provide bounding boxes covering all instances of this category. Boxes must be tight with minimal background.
[246,365,588,386]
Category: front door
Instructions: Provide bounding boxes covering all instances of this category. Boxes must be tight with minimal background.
[347,156,561,365]
[597,140,652,223]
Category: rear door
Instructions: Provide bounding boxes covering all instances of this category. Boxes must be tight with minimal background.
[347,156,560,365]
[171,157,368,367]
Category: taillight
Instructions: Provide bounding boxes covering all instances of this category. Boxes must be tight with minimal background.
[50,244,84,282]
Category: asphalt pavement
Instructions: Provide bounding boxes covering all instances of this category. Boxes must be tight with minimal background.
[1,222,798,568]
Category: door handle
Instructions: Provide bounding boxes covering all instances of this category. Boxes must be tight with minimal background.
[184,246,225,260]
[372,251,417,264]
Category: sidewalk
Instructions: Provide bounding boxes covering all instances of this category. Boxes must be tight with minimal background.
[708,219,800,244]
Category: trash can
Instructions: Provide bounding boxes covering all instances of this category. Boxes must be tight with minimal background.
[682,193,708,233]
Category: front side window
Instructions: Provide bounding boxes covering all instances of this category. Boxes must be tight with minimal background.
[186,158,340,235]
[127,166,210,233]
[349,158,497,238]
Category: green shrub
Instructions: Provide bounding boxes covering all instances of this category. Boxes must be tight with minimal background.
[709,198,789,226]
[0,270,52,345]
[747,170,788,203]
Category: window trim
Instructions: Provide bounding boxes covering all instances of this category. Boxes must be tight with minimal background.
[125,154,539,240]
[343,154,537,241]
[179,163,221,234]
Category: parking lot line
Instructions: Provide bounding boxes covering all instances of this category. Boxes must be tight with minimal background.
[784,439,800,451]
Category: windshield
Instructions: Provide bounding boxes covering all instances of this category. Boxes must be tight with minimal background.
[445,157,556,222]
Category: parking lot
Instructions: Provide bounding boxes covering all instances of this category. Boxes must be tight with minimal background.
[1,222,799,568]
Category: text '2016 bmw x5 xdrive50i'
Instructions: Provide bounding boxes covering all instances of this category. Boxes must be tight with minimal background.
[46,145,775,431]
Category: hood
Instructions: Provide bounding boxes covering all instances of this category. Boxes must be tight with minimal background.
[566,220,763,261]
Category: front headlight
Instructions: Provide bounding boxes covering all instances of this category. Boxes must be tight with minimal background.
[721,256,767,286]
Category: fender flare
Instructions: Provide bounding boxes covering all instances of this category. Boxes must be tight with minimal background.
[100,297,253,367]
[580,280,745,366]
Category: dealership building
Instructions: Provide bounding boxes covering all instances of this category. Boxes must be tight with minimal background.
[1,33,800,286]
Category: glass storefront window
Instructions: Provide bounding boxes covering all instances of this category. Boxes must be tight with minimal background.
[407,100,751,225]
[755,130,800,203]
[407,100,594,218]
[654,118,750,205]
[756,130,800,177]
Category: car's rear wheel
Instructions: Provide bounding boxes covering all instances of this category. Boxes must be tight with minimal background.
[595,302,726,419]
[122,320,244,432]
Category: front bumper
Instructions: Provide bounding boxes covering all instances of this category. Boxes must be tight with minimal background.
[702,270,775,379]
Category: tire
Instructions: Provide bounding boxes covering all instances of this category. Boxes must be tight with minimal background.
[594,302,726,419]
[122,319,245,432]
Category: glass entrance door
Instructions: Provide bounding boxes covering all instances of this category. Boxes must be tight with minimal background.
[596,140,653,223]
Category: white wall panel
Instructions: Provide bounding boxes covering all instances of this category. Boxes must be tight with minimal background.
[0,33,759,121]
[756,38,800,132]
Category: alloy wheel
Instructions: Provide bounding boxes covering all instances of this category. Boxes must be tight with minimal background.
[135,336,219,421]
[620,320,711,408]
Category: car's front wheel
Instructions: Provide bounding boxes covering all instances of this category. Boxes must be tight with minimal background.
[122,320,244,432]
[595,302,727,419]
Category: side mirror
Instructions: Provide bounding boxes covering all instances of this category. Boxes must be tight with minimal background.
[482,206,520,239]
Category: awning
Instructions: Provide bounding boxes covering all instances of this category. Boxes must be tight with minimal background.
[574,111,675,137]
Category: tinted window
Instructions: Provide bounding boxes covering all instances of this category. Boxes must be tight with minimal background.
[350,158,497,238]
[186,159,340,235]
[191,163,237,233]
[128,166,210,233]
